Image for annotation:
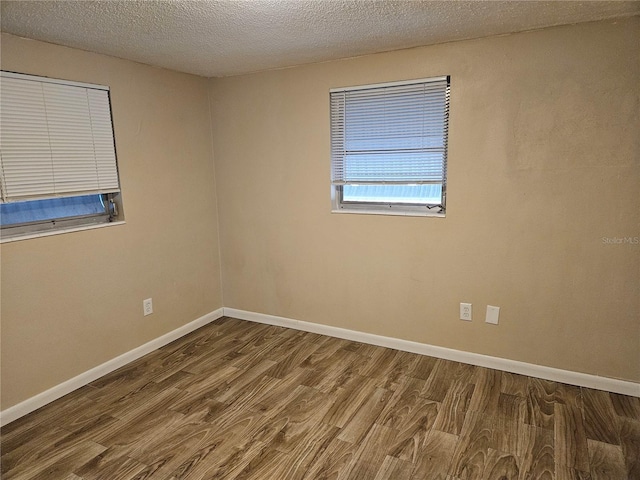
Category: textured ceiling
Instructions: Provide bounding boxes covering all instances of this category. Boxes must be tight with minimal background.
[1,1,639,77]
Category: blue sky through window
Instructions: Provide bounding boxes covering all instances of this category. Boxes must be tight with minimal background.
[343,184,442,204]
[0,194,106,226]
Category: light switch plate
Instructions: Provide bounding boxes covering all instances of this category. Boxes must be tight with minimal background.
[486,305,499,325]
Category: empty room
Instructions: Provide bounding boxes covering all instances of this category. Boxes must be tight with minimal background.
[1,1,639,479]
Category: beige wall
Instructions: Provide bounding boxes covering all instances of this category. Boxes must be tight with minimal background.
[210,18,639,382]
[1,18,638,411]
[0,34,223,409]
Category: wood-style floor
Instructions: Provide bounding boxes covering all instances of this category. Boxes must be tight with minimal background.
[2,317,639,480]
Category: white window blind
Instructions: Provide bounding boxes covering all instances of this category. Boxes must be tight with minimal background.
[0,71,120,203]
[330,76,450,187]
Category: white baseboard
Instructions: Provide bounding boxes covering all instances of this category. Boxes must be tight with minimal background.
[3,305,637,427]
[224,307,640,398]
[0,308,224,427]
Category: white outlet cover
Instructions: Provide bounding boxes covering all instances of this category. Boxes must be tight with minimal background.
[460,303,472,321]
[143,298,153,316]
[486,305,500,324]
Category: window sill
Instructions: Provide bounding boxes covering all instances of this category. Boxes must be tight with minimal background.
[0,220,126,244]
[331,208,445,218]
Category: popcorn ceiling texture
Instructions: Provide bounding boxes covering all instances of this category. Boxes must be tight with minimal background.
[1,1,639,78]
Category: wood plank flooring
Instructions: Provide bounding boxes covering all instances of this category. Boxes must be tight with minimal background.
[2,317,639,479]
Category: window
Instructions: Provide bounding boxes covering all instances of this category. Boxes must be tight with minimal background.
[330,76,450,216]
[0,71,123,241]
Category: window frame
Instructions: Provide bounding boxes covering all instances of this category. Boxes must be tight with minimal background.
[0,71,124,242]
[330,76,450,217]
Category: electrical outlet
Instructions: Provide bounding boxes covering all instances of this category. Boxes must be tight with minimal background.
[143,298,153,316]
[486,305,500,325]
[460,303,472,321]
